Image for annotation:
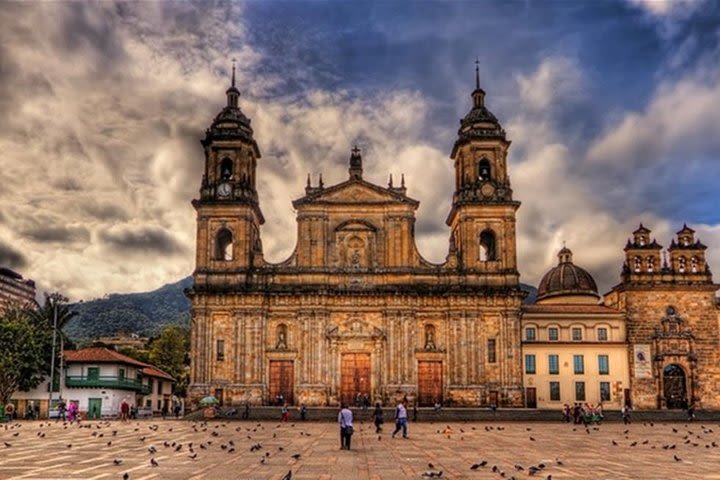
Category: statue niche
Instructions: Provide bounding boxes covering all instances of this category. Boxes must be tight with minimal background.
[424,324,437,350]
[275,323,288,350]
[334,220,376,269]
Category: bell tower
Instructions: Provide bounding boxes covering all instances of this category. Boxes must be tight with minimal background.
[192,62,264,276]
[446,62,520,285]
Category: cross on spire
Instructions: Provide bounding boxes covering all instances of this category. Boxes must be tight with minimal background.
[475,58,480,90]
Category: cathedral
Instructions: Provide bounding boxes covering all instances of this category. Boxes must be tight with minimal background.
[187,65,720,409]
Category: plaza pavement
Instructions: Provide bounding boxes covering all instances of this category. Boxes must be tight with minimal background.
[2,417,720,479]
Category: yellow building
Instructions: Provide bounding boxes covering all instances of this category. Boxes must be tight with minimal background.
[521,248,629,409]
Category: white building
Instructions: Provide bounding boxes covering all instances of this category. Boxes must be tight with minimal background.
[10,347,174,419]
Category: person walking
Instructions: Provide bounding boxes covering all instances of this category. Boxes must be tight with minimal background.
[120,399,129,421]
[373,402,384,433]
[338,403,354,450]
[242,402,250,419]
[281,403,289,422]
[57,398,67,422]
[392,400,408,439]
[621,404,631,425]
[299,404,307,421]
[687,401,696,422]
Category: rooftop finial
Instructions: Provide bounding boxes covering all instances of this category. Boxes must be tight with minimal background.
[475,57,480,90]
[231,58,236,87]
[349,145,363,180]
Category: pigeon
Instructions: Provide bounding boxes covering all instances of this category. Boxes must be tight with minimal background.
[514,464,525,471]
[470,460,487,469]
[150,458,159,467]
[188,453,198,460]
[148,446,157,454]
[428,463,434,469]
[529,436,536,441]
[67,444,72,448]
[674,455,682,462]
[3,442,11,448]
[123,473,129,480]
[422,471,443,478]
[291,453,301,460]
[281,471,292,480]
[112,459,123,465]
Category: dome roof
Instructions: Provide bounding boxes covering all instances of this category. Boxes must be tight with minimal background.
[537,247,599,302]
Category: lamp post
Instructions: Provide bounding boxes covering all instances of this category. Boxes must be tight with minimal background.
[47,302,58,419]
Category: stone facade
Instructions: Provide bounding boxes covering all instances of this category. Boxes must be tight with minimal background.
[188,67,720,409]
[604,225,720,409]
[188,66,525,407]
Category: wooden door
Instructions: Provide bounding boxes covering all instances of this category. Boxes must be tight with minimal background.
[88,398,102,419]
[417,361,443,406]
[525,387,537,408]
[489,390,499,407]
[341,353,371,406]
[269,361,294,405]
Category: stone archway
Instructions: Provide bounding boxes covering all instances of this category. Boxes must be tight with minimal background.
[663,364,687,409]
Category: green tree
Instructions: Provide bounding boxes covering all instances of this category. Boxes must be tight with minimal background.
[0,305,53,404]
[29,292,78,344]
[148,325,190,396]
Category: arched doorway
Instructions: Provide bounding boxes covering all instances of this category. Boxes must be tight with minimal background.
[663,364,687,409]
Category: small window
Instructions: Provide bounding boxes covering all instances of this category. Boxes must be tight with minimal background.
[479,230,496,261]
[633,256,641,272]
[600,381,611,402]
[575,381,586,401]
[597,328,608,342]
[549,381,560,401]
[525,354,536,374]
[525,327,536,341]
[157,381,162,395]
[220,157,233,180]
[216,228,233,261]
[691,257,699,273]
[478,158,491,181]
[146,399,151,408]
[678,256,687,273]
[598,355,609,375]
[87,367,99,381]
[646,257,654,272]
[118,368,125,381]
[548,327,559,341]
[548,354,559,375]
[487,339,496,363]
[573,355,584,374]
[216,339,225,361]
[571,328,582,341]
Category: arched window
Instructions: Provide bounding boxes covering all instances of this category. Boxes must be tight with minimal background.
[646,256,654,272]
[478,158,491,181]
[678,256,687,273]
[424,324,436,350]
[479,230,496,261]
[690,256,698,273]
[633,256,641,272]
[220,157,233,180]
[216,228,233,261]
[276,324,288,350]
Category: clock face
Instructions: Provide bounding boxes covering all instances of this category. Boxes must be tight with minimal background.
[218,182,232,197]
[480,182,495,198]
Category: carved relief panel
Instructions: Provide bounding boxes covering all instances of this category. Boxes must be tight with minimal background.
[333,221,377,268]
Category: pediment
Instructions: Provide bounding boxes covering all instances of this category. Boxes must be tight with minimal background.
[294,179,418,207]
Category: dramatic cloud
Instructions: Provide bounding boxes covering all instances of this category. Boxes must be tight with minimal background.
[1,1,718,300]
[0,240,27,270]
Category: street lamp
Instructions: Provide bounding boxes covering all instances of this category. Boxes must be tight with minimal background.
[47,301,58,419]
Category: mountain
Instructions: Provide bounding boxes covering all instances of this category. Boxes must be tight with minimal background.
[64,276,193,340]
[63,276,538,340]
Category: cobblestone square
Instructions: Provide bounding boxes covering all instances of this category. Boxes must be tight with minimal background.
[2,419,720,479]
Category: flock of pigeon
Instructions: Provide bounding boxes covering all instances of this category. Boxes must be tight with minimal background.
[1,418,718,478]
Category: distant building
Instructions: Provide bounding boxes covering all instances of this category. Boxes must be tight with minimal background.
[0,267,36,310]
[10,347,174,419]
[94,333,150,351]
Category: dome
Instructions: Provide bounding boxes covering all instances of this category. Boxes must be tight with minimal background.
[536,247,599,302]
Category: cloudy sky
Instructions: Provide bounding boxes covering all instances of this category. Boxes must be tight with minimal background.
[1,0,720,301]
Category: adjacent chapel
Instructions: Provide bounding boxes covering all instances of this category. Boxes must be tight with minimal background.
[187,65,720,409]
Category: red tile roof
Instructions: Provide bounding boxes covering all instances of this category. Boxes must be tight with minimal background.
[522,304,623,315]
[142,366,174,381]
[63,347,175,382]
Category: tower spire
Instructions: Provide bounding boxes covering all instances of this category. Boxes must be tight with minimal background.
[472,58,485,108]
[475,57,480,90]
[226,58,240,108]
[232,58,236,87]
